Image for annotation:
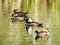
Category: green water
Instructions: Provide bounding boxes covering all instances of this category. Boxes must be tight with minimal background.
[0,0,60,45]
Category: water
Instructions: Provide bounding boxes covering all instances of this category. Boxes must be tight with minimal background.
[0,0,60,45]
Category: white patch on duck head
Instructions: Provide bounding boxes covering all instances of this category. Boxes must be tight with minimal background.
[28,18,33,22]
